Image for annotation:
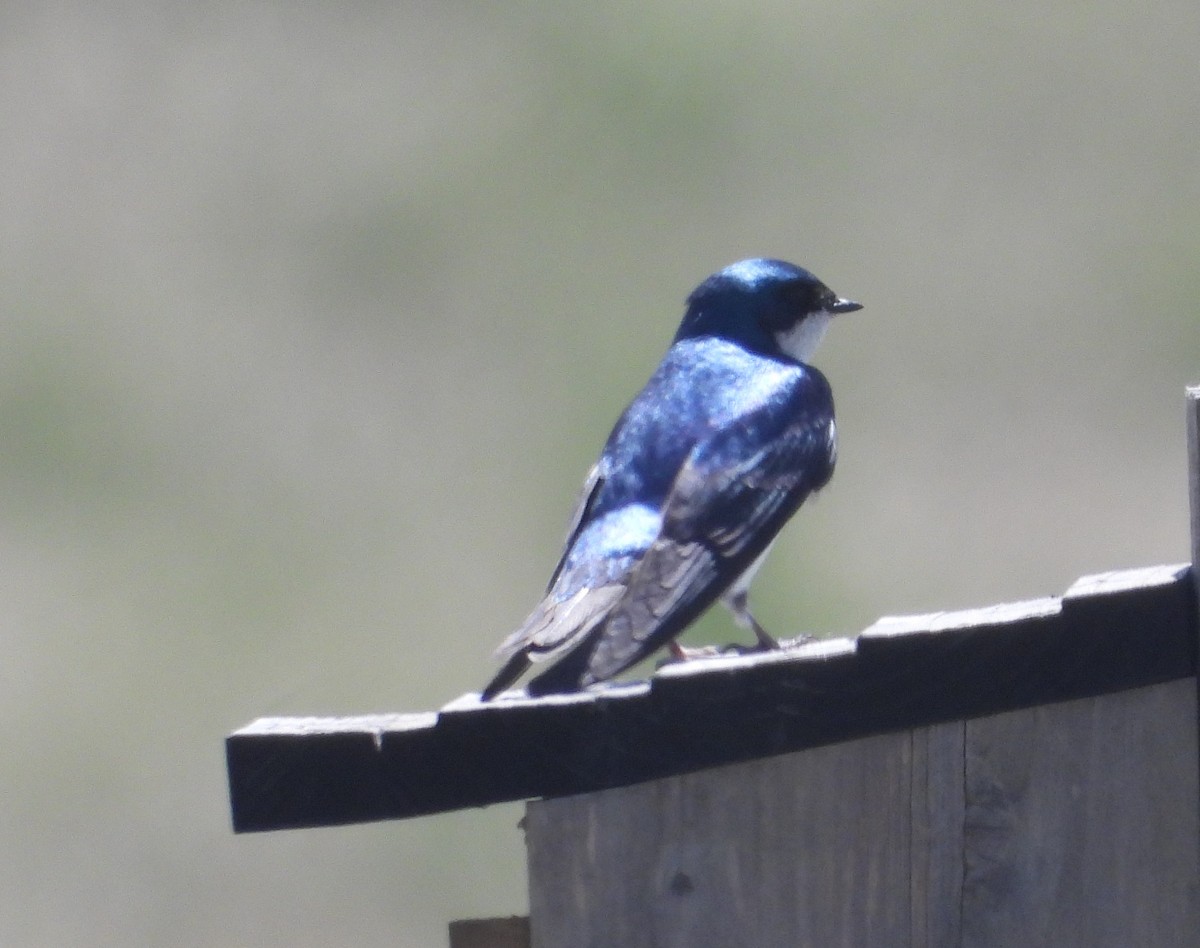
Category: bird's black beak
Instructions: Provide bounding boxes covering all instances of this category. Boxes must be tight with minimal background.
[830,297,863,315]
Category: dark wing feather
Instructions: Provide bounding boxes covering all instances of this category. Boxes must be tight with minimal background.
[581,384,834,684]
[480,582,625,700]
[544,461,605,592]
[480,463,616,699]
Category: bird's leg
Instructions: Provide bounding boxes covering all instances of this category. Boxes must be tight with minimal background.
[656,638,724,668]
[747,613,780,651]
[657,592,782,672]
[726,590,780,651]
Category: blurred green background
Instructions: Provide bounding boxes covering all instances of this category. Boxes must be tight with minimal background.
[2,2,1197,944]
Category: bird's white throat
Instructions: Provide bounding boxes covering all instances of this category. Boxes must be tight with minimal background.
[774,310,832,364]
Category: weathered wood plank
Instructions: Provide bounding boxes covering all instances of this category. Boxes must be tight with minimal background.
[527,731,915,948]
[525,680,1199,948]
[448,916,530,948]
[961,678,1200,946]
[910,721,964,946]
[226,565,1195,832]
[226,713,440,831]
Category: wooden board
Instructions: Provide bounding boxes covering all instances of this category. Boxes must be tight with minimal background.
[961,681,1200,945]
[527,731,916,947]
[448,916,530,948]
[525,680,1200,947]
[226,565,1195,832]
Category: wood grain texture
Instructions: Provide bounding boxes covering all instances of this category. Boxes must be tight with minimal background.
[527,731,915,948]
[961,679,1199,947]
[526,680,1199,948]
[910,721,965,947]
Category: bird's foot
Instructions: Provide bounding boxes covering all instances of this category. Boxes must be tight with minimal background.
[747,615,779,650]
[656,642,727,668]
[656,632,819,669]
[721,632,819,654]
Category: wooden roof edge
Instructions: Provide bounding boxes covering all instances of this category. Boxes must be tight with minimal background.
[227,561,1197,833]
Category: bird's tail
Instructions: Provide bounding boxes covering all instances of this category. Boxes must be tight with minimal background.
[480,652,530,701]
[479,584,623,699]
[524,639,599,697]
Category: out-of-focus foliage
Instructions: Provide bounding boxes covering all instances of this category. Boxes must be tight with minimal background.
[1,3,1197,945]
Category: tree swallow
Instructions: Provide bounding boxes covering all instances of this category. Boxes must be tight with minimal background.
[482,258,861,699]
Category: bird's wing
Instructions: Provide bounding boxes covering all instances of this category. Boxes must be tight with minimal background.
[582,376,835,683]
[544,460,605,592]
[482,560,625,700]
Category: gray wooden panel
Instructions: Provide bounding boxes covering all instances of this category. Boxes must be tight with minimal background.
[961,679,1200,947]
[526,680,1198,948]
[910,721,965,947]
[527,731,916,948]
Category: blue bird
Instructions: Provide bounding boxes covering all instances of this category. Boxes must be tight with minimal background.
[481,259,861,699]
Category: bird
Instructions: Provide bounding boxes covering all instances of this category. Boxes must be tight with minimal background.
[481,258,861,700]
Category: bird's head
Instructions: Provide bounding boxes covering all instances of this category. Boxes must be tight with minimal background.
[675,258,861,362]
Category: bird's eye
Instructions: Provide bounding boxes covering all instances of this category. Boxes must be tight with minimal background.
[784,282,821,313]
